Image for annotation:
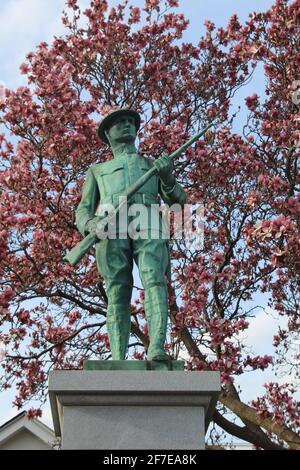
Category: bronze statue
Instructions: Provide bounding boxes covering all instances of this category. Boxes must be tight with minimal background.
[68,108,213,361]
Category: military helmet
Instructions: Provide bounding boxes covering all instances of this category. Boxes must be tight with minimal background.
[97,108,141,144]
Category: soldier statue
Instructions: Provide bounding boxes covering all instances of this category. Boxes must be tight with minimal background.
[75,109,186,361]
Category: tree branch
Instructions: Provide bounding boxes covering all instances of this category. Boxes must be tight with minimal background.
[213,410,284,450]
[220,391,300,450]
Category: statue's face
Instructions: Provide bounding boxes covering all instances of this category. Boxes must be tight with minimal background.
[106,114,137,145]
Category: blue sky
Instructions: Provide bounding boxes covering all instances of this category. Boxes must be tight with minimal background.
[0,0,292,443]
[0,0,276,90]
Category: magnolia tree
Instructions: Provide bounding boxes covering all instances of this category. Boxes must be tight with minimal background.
[0,0,299,450]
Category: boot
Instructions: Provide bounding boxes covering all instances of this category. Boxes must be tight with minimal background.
[106,303,131,360]
[144,285,170,361]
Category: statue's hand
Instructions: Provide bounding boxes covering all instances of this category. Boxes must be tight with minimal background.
[86,216,102,236]
[153,154,175,187]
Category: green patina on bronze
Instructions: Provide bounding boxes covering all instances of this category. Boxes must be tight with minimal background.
[74,109,186,362]
[83,360,185,371]
[69,108,213,363]
[64,119,213,266]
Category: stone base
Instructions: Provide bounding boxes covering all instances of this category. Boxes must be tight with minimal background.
[49,367,220,450]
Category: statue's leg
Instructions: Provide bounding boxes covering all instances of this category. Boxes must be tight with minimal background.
[144,285,170,361]
[106,302,131,360]
[133,238,170,361]
[96,238,133,360]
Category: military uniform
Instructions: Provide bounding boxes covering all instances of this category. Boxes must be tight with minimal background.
[75,110,186,360]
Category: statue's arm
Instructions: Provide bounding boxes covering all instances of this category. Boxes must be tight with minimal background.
[159,178,187,207]
[75,167,100,237]
[153,154,186,207]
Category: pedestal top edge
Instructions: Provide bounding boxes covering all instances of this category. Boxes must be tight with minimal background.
[48,370,221,393]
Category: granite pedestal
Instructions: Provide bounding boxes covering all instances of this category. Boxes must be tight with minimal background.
[49,362,220,450]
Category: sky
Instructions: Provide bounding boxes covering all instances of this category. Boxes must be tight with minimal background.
[0,0,276,90]
[0,0,291,444]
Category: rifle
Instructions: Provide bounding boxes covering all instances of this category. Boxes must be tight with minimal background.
[63,122,214,266]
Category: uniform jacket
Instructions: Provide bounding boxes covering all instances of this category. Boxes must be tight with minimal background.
[75,151,186,238]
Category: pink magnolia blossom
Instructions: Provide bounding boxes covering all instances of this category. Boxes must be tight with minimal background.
[0,0,299,450]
